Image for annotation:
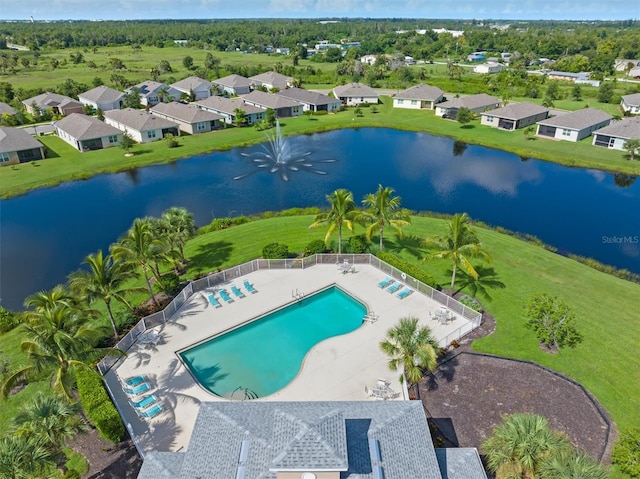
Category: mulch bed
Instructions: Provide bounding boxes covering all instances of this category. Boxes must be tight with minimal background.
[71,429,142,478]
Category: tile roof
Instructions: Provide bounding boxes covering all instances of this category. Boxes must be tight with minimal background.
[150,101,223,123]
[104,108,179,131]
[537,107,612,130]
[0,126,43,154]
[395,83,444,101]
[481,102,549,120]
[55,113,122,140]
[333,83,379,98]
[241,90,303,109]
[170,76,212,92]
[194,96,266,115]
[435,448,488,479]
[276,87,339,106]
[437,93,500,110]
[249,71,293,89]
[78,85,124,103]
[212,74,252,89]
[136,401,459,479]
[593,116,640,139]
[0,101,16,115]
[22,92,82,110]
[622,93,640,107]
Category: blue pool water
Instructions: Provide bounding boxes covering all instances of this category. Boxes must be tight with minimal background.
[179,286,366,399]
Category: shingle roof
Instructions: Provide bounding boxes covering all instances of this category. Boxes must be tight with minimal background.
[78,85,124,103]
[437,93,500,110]
[0,126,43,154]
[136,401,454,479]
[241,90,303,109]
[0,101,16,115]
[194,96,266,115]
[55,113,122,140]
[481,102,549,120]
[249,71,293,90]
[170,76,211,92]
[593,117,640,139]
[333,83,379,98]
[104,108,179,132]
[22,92,82,110]
[276,87,339,106]
[622,93,640,107]
[129,80,165,96]
[395,83,444,101]
[212,74,252,89]
[435,448,488,479]
[537,107,612,130]
[150,101,222,123]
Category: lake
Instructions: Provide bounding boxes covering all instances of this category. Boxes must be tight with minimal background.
[1,128,639,311]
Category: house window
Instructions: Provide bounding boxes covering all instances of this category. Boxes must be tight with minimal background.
[562,129,571,136]
[147,130,157,139]
[108,135,118,144]
[0,152,9,163]
[486,116,494,122]
[398,99,404,104]
[410,100,417,105]
[18,149,36,161]
[196,122,207,131]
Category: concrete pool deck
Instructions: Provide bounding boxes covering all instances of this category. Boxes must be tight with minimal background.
[105,263,478,453]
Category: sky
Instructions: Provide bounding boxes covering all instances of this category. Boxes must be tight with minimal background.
[0,0,637,21]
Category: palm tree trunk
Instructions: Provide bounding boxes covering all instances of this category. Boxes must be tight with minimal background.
[337,223,342,254]
[450,262,457,290]
[379,223,384,250]
[105,300,119,340]
[143,270,159,308]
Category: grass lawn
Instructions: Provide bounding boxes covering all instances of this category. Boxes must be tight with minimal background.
[1,95,637,198]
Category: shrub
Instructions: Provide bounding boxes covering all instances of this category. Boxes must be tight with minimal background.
[76,368,124,443]
[262,242,289,259]
[165,133,180,148]
[304,239,326,256]
[458,294,484,313]
[155,272,182,296]
[613,428,640,477]
[375,251,438,289]
[347,235,370,254]
[198,216,250,234]
[0,306,18,333]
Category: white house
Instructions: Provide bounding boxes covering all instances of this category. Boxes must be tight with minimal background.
[621,93,640,115]
[393,84,444,110]
[126,81,181,107]
[536,108,612,142]
[170,76,212,101]
[0,126,45,166]
[480,103,550,130]
[435,94,501,119]
[55,113,123,152]
[249,71,294,91]
[212,74,253,97]
[150,102,223,135]
[592,117,640,151]
[104,108,180,143]
[78,85,124,112]
[332,83,379,106]
[193,96,266,126]
[473,62,504,74]
[276,88,342,113]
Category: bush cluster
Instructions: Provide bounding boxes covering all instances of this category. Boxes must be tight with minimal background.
[375,251,438,289]
[304,239,327,256]
[76,368,124,443]
[346,235,370,254]
[262,242,289,259]
[0,307,19,333]
[198,216,250,234]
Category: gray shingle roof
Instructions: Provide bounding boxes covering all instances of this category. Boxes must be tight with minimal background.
[435,448,488,479]
[212,74,252,89]
[276,87,339,106]
[104,108,179,131]
[150,101,222,123]
[55,113,122,140]
[437,93,500,110]
[194,96,266,115]
[137,452,185,478]
[333,83,379,98]
[129,80,165,96]
[593,116,640,139]
[170,76,211,92]
[249,71,293,90]
[622,93,640,107]
[395,83,444,101]
[78,85,124,103]
[0,126,43,154]
[22,92,82,110]
[0,101,16,115]
[136,401,453,479]
[481,102,549,120]
[537,107,612,130]
[241,90,303,109]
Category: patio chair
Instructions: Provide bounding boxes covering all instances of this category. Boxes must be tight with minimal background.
[207,293,222,308]
[243,280,257,294]
[397,288,413,299]
[231,285,246,299]
[123,375,146,387]
[129,394,158,410]
[124,383,150,396]
[219,289,234,303]
[138,330,161,346]
[377,276,393,288]
[387,282,403,294]
[136,403,163,419]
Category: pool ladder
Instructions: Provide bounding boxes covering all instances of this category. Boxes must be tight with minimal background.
[292,288,305,300]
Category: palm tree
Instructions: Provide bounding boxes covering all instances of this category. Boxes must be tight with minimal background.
[422,213,492,291]
[539,449,608,479]
[623,138,640,161]
[360,184,411,251]
[379,317,439,385]
[69,250,143,339]
[309,189,356,254]
[161,207,197,263]
[0,435,54,479]
[24,284,77,312]
[482,413,571,479]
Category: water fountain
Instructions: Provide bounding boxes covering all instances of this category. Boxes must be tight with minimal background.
[233,120,335,181]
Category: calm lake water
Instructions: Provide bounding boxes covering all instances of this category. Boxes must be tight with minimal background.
[1,128,639,310]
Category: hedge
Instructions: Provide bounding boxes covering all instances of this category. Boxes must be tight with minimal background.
[375,251,439,289]
[76,368,125,443]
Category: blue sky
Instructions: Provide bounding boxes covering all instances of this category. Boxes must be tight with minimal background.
[0,0,637,21]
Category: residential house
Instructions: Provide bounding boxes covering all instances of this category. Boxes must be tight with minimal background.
[0,126,45,166]
[240,90,303,118]
[212,74,253,97]
[467,52,486,62]
[592,117,640,151]
[170,76,212,101]
[249,71,294,91]
[0,101,16,117]
[536,108,612,142]
[393,84,444,110]
[55,113,123,152]
[360,54,377,65]
[333,83,379,106]
[621,93,640,115]
[547,71,600,87]
[435,93,501,119]
[150,102,223,134]
[136,401,487,479]
[473,62,504,74]
[480,102,550,130]
[629,66,640,79]
[78,85,124,112]
[193,96,266,126]
[276,87,342,112]
[614,59,640,72]
[104,108,179,143]
[22,92,84,116]
[126,81,181,107]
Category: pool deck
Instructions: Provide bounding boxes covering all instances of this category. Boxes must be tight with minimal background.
[106,263,476,453]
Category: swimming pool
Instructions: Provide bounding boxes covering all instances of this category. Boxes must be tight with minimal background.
[179,286,366,399]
